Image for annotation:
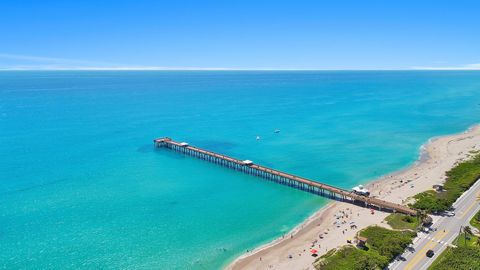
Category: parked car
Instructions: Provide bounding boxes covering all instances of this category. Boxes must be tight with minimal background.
[395,255,406,261]
[426,250,435,258]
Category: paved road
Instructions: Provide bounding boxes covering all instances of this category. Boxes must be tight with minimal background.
[390,179,480,270]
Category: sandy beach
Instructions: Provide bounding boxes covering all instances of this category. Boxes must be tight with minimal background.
[226,125,480,270]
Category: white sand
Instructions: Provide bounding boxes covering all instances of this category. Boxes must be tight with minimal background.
[226,125,480,270]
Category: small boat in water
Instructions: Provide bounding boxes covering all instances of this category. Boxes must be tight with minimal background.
[256,135,261,140]
[274,129,280,133]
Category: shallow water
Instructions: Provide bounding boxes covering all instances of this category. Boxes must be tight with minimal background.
[1,71,479,269]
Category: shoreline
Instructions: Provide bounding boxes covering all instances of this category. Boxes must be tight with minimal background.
[226,124,480,270]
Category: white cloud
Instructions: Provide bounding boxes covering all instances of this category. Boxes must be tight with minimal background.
[0,65,234,71]
[411,63,480,70]
[0,53,112,66]
[0,53,235,70]
[5,53,478,71]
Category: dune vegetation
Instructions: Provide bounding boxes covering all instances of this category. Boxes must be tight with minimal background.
[412,153,480,213]
[314,226,416,270]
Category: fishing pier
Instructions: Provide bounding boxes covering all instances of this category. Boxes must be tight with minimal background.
[154,137,417,216]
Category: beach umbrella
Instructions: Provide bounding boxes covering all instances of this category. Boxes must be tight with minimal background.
[310,249,318,254]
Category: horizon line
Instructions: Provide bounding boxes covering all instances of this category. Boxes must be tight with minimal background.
[1,67,480,71]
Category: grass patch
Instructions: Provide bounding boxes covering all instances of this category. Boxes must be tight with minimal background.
[411,153,480,213]
[385,213,420,230]
[314,246,388,270]
[471,210,480,231]
[428,234,480,270]
[314,226,416,270]
[427,246,450,270]
[428,246,480,270]
[454,233,480,247]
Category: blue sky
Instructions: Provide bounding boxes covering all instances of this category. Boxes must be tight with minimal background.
[0,0,479,70]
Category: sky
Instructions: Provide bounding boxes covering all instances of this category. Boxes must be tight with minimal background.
[0,0,479,70]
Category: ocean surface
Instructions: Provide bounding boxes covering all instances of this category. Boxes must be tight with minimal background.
[1,71,480,269]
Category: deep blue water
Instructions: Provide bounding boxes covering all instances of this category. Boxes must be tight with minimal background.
[1,71,479,269]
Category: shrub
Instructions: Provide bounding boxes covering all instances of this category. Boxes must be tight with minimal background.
[412,154,480,213]
[314,246,388,270]
[315,226,416,270]
[359,226,416,258]
[470,210,480,231]
[429,246,480,270]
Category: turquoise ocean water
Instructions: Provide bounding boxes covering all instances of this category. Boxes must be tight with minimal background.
[1,71,480,269]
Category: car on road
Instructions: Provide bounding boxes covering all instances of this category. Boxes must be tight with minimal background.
[422,227,432,233]
[426,250,435,258]
[444,211,455,217]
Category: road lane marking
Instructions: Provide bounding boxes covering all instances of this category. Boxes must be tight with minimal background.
[404,231,443,270]
[419,231,458,270]
[465,205,480,224]
[399,185,480,270]
[404,230,448,270]
[460,191,480,217]
[409,185,480,270]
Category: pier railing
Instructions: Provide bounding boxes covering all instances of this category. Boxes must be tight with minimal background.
[154,137,417,216]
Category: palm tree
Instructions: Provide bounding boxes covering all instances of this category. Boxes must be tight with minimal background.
[463,226,473,246]
[417,210,429,227]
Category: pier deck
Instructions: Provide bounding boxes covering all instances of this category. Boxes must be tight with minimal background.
[154,137,417,216]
